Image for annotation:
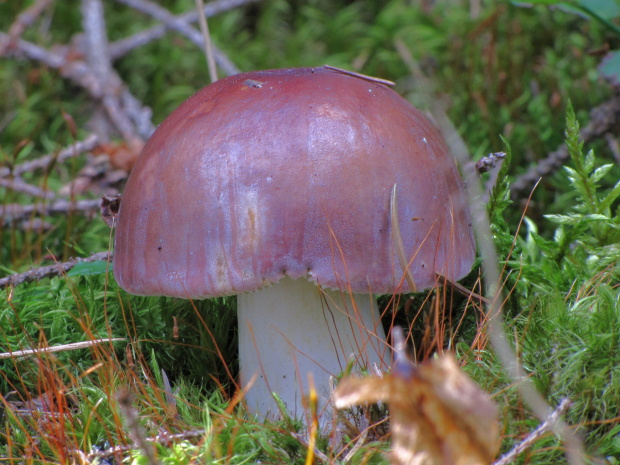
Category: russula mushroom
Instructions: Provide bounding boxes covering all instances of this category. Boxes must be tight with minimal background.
[113,66,475,422]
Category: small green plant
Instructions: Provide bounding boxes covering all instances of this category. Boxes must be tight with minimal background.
[518,102,620,292]
[496,103,620,458]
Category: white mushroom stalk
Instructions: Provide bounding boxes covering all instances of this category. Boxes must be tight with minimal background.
[237,277,387,422]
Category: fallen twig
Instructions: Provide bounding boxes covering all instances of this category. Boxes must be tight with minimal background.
[0,33,104,97]
[0,338,125,359]
[108,0,261,61]
[0,250,111,290]
[0,198,102,224]
[0,177,55,199]
[492,398,573,465]
[81,0,141,143]
[115,0,240,76]
[0,0,54,55]
[0,134,100,178]
[0,34,154,140]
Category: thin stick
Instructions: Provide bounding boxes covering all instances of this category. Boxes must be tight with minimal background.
[323,65,395,86]
[0,0,54,54]
[0,134,99,178]
[194,0,218,82]
[492,398,573,465]
[115,0,240,76]
[1,198,102,224]
[108,0,262,60]
[0,251,111,290]
[0,338,125,359]
[0,177,55,199]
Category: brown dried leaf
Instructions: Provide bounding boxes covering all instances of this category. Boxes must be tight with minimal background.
[333,328,499,465]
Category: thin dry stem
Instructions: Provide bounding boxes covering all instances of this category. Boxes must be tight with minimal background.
[195,0,218,82]
[108,0,262,59]
[114,0,240,76]
[0,134,100,178]
[0,338,125,360]
[1,198,102,224]
[390,184,417,292]
[0,0,54,54]
[0,177,55,199]
[0,251,111,290]
[492,398,573,465]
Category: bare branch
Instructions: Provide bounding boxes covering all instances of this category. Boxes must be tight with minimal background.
[0,251,111,290]
[108,0,262,60]
[115,0,240,76]
[0,177,54,199]
[0,0,54,54]
[0,33,103,96]
[0,134,100,178]
[81,0,114,90]
[81,0,143,143]
[1,198,102,224]
[0,35,154,140]
[492,398,573,465]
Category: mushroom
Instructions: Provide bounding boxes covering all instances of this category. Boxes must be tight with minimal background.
[113,67,475,423]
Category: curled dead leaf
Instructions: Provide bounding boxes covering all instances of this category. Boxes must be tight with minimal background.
[333,327,499,465]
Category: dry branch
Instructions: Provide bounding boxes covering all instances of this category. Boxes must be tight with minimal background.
[492,398,573,465]
[0,177,55,199]
[0,34,154,140]
[115,0,240,76]
[0,134,100,178]
[0,0,54,55]
[0,198,102,224]
[0,33,102,94]
[0,251,111,290]
[109,0,261,61]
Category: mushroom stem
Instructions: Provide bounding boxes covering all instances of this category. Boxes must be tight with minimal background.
[237,277,387,425]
